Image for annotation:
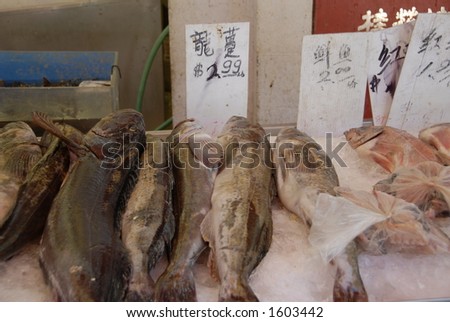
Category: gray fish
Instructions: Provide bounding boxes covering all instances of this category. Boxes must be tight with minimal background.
[274,127,368,302]
[201,116,273,302]
[0,133,70,260]
[36,109,146,301]
[154,119,217,302]
[121,135,175,301]
[0,121,42,228]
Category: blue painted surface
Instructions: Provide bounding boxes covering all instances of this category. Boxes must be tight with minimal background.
[0,51,116,86]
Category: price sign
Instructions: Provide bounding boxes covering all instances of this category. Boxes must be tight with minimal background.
[388,14,450,134]
[367,21,415,126]
[298,32,368,137]
[185,22,249,136]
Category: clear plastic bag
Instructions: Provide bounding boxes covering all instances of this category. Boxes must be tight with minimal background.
[374,161,450,217]
[309,188,450,262]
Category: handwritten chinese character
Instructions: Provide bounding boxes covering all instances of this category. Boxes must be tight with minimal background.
[223,27,240,58]
[418,28,441,54]
[338,44,351,62]
[190,30,214,57]
[314,42,330,69]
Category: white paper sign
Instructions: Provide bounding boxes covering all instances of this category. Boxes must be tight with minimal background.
[185,22,249,136]
[367,22,415,126]
[298,33,368,137]
[387,14,450,134]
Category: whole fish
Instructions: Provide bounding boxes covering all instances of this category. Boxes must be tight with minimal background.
[154,119,217,302]
[274,127,368,302]
[419,123,450,165]
[344,126,440,173]
[0,121,42,228]
[121,135,175,301]
[374,161,450,218]
[0,134,70,260]
[36,109,146,301]
[201,116,273,302]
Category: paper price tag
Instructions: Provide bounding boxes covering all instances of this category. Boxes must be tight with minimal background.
[298,33,368,137]
[185,22,249,136]
[367,22,415,126]
[387,13,450,134]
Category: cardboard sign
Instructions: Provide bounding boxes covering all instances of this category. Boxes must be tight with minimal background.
[185,22,249,136]
[366,22,415,126]
[387,14,450,134]
[298,32,368,137]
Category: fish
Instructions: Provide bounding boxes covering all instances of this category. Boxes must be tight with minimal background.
[419,123,450,165]
[121,135,175,301]
[0,133,70,260]
[0,121,42,228]
[335,188,450,255]
[344,126,441,173]
[274,127,368,302]
[200,116,273,302]
[154,119,217,302]
[36,109,146,301]
[373,161,450,218]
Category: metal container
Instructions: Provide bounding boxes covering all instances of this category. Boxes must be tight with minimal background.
[0,51,119,132]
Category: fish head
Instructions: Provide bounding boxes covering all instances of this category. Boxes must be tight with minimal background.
[85,109,146,160]
[219,116,267,144]
[344,126,385,149]
[168,118,203,146]
[275,127,339,194]
[168,119,221,169]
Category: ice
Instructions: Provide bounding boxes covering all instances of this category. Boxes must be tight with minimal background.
[0,242,53,301]
[1,135,450,301]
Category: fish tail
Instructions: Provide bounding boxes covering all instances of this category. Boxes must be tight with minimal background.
[125,273,155,302]
[154,266,197,301]
[332,242,368,302]
[125,289,154,302]
[219,281,259,302]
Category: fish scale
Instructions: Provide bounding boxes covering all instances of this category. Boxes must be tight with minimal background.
[201,115,273,302]
[274,127,368,302]
[154,119,217,302]
[36,109,145,301]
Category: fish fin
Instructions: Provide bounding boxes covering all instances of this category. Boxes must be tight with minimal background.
[219,280,259,302]
[4,146,42,180]
[83,244,131,301]
[125,272,155,302]
[367,151,394,173]
[32,112,87,155]
[206,248,220,282]
[332,242,368,302]
[188,133,222,168]
[163,193,176,260]
[154,266,197,301]
[200,210,214,243]
[200,212,220,281]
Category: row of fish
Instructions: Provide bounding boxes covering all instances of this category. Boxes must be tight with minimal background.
[1,112,449,302]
